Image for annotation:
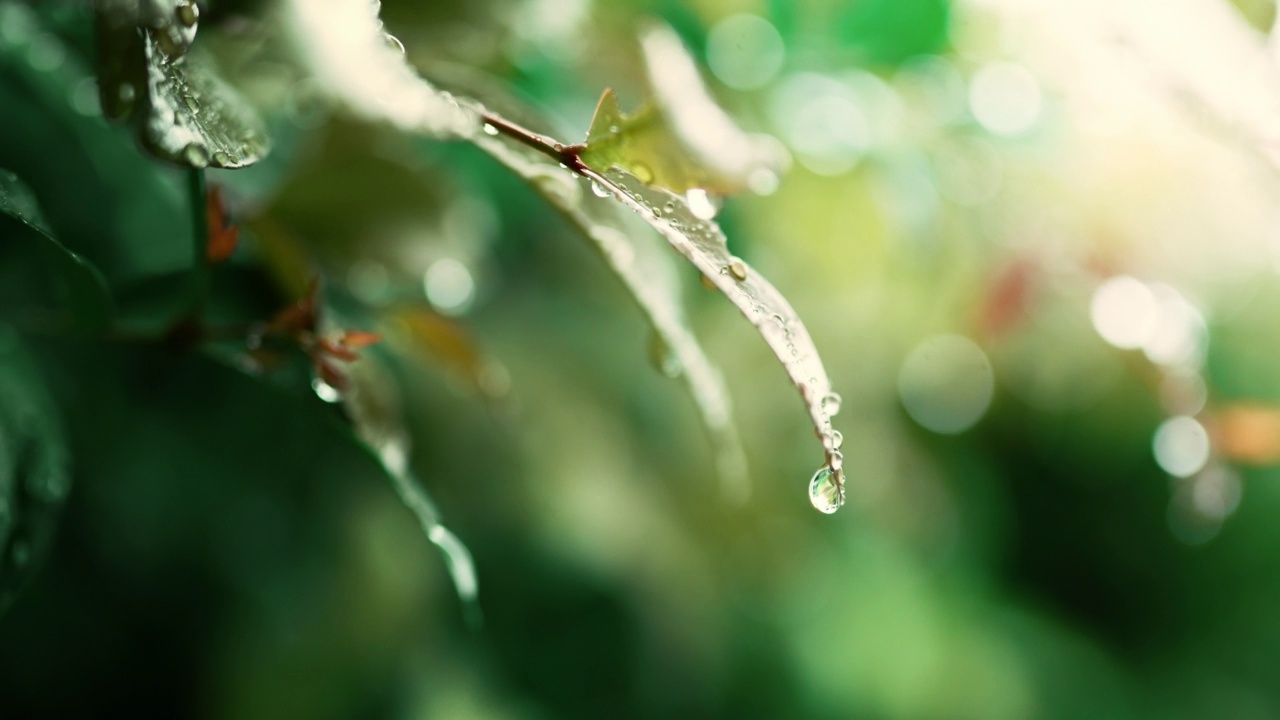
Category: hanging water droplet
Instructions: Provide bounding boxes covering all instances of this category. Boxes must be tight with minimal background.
[383,33,406,54]
[808,465,844,514]
[481,122,499,136]
[828,430,843,450]
[312,377,341,403]
[728,258,748,281]
[590,181,609,198]
[821,392,842,416]
[183,143,209,167]
[648,333,682,378]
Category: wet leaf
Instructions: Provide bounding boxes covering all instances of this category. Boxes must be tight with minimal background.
[328,324,480,623]
[578,165,845,479]
[0,169,114,333]
[469,126,750,499]
[288,0,845,498]
[580,89,715,194]
[0,327,71,617]
[94,0,269,168]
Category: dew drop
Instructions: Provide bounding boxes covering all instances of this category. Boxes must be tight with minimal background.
[590,181,609,198]
[312,377,341,403]
[212,150,231,166]
[808,465,844,514]
[821,392,843,416]
[183,143,209,167]
[383,33,406,53]
[728,258,748,281]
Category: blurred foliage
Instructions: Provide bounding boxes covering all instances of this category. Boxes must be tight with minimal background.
[5,0,1280,719]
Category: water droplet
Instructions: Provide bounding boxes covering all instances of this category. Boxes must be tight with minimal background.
[312,377,341,403]
[609,124,620,135]
[183,143,209,167]
[652,207,663,218]
[590,181,609,198]
[212,150,231,166]
[175,0,199,27]
[821,392,842,416]
[384,33,405,53]
[828,430,843,449]
[183,95,199,113]
[117,83,136,104]
[728,258,748,281]
[648,333,682,378]
[808,465,844,514]
[632,162,654,184]
[482,122,498,136]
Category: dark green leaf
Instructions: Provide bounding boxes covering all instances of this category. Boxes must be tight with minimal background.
[0,327,71,617]
[0,169,114,333]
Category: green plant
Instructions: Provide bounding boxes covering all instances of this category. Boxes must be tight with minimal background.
[0,0,845,618]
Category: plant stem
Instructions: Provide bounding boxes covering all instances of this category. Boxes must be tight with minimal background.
[187,168,210,315]
[480,111,587,173]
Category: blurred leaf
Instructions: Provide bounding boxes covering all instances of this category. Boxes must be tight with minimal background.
[94,0,270,168]
[633,21,785,193]
[384,305,508,400]
[0,327,71,616]
[0,169,114,333]
[205,185,239,263]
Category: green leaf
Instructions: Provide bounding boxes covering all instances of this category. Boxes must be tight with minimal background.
[469,114,752,500]
[0,327,71,617]
[94,0,270,168]
[580,22,784,195]
[0,169,114,333]
[580,89,713,193]
[578,164,846,489]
